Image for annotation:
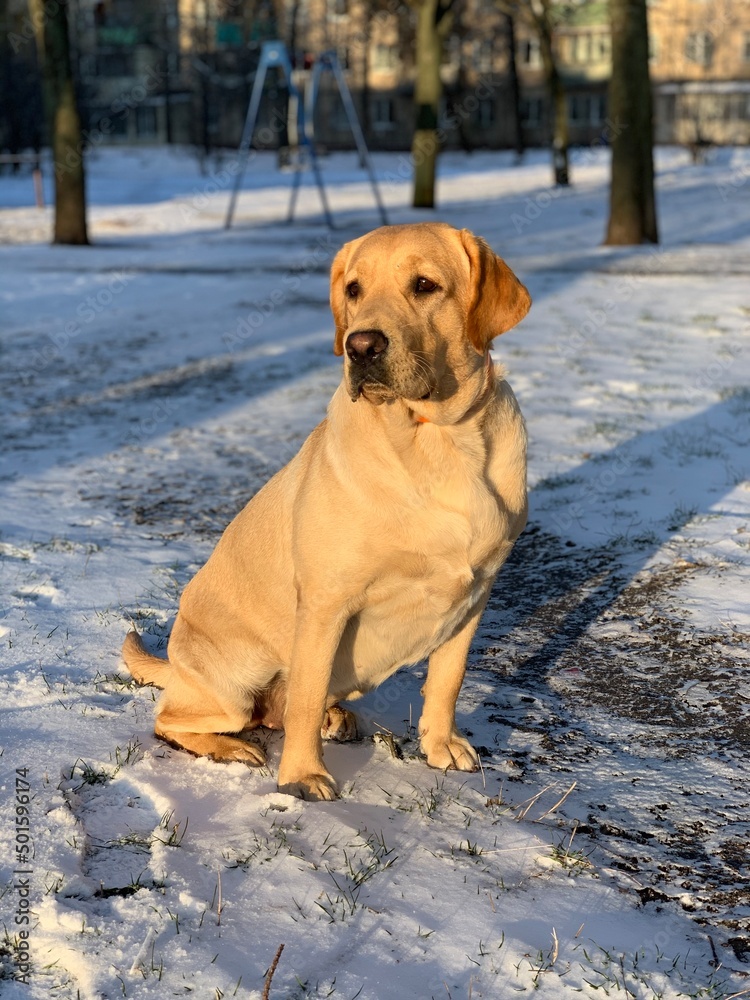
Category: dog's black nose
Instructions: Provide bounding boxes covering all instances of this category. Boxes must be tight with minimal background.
[345,330,388,363]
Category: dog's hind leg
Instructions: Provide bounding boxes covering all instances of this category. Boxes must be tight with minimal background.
[154,670,266,765]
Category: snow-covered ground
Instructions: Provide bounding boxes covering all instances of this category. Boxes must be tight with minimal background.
[0,144,748,999]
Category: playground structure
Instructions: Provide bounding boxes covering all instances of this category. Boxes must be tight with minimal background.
[224,41,388,230]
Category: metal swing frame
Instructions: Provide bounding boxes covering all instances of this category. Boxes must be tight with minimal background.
[224,41,388,230]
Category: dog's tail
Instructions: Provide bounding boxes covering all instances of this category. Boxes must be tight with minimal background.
[122,630,171,689]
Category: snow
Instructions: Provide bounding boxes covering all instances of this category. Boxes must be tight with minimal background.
[1,144,749,999]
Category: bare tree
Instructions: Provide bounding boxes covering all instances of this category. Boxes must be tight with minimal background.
[504,12,525,158]
[605,0,658,243]
[30,0,88,244]
[411,0,454,208]
[494,0,571,183]
[527,0,569,184]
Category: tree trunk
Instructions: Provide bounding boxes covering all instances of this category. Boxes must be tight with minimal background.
[536,8,569,186]
[504,13,524,158]
[30,0,88,245]
[411,0,451,208]
[277,0,299,166]
[163,47,173,145]
[605,0,658,244]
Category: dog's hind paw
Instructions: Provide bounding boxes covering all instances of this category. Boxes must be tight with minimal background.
[157,730,267,765]
[321,705,358,742]
[209,737,267,766]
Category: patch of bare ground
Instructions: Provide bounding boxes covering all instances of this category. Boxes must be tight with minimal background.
[474,524,749,957]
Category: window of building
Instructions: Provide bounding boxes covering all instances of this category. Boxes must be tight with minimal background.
[216,20,243,47]
[90,106,128,137]
[136,105,158,138]
[685,32,714,68]
[519,38,542,69]
[94,0,137,45]
[569,94,585,122]
[571,33,592,64]
[371,96,395,129]
[372,44,399,71]
[520,97,543,125]
[568,94,605,124]
[474,99,495,128]
[743,32,750,62]
[474,38,494,73]
[702,95,723,120]
[726,94,744,120]
[661,93,676,122]
[96,50,134,76]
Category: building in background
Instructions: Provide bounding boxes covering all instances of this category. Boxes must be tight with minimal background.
[519,1,612,146]
[1,0,748,157]
[649,0,750,145]
[1,0,46,154]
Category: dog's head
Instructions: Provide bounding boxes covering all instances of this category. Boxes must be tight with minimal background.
[329,223,530,424]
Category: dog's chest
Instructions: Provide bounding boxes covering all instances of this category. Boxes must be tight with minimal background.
[414,427,509,573]
[352,451,509,672]
[414,473,507,619]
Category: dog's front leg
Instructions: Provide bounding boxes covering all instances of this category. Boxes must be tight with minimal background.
[278,602,349,801]
[419,589,492,772]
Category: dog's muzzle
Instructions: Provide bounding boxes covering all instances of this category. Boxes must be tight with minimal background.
[345,330,391,401]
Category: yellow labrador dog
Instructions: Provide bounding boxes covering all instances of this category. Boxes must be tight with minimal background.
[123,222,530,801]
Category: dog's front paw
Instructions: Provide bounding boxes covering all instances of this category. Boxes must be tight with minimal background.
[421,731,479,772]
[278,771,339,801]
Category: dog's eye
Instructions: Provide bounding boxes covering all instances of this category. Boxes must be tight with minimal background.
[346,281,360,300]
[415,276,438,294]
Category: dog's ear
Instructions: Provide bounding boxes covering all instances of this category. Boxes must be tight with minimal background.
[460,229,531,352]
[330,243,350,357]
